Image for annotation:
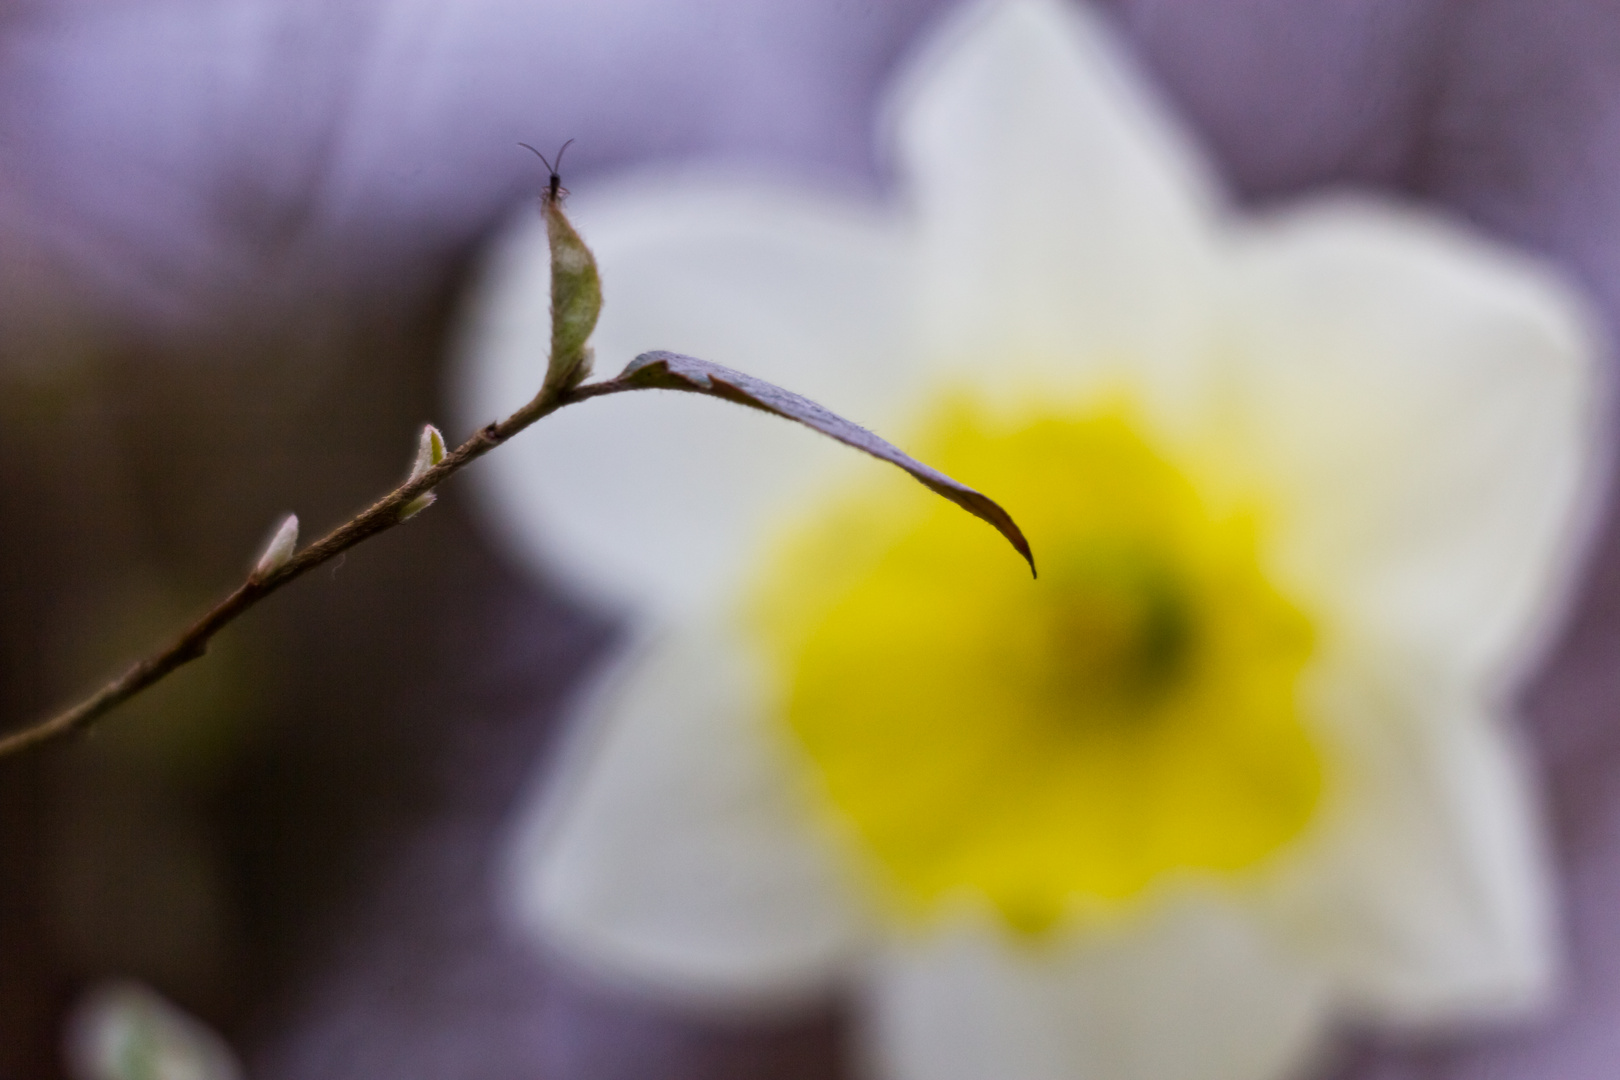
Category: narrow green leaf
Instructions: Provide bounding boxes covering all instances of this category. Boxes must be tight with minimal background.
[617,350,1035,575]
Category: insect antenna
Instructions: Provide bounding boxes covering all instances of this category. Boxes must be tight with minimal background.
[519,139,576,203]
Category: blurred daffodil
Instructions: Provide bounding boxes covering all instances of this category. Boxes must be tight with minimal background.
[461,1,1604,1077]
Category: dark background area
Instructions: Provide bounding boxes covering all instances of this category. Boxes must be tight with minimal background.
[3,1,1620,1077]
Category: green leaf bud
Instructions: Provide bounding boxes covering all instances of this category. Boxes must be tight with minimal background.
[400,423,447,520]
[542,199,602,393]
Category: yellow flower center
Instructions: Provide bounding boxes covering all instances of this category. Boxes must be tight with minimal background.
[750,399,1322,934]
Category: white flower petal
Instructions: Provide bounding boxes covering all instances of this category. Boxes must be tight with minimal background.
[893,0,1221,403]
[1272,646,1556,1023]
[863,900,1330,1080]
[472,0,1597,1064]
[457,178,909,616]
[505,619,869,1007]
[1221,197,1604,681]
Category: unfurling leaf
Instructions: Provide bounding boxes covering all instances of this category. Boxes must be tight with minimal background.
[250,514,299,582]
[407,423,447,480]
[400,423,447,520]
[617,350,1035,575]
[542,200,602,394]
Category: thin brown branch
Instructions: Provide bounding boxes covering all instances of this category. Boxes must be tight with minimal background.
[0,341,1033,761]
[0,373,644,761]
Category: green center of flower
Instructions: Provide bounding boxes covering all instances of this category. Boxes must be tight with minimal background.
[750,399,1321,934]
[1019,539,1195,726]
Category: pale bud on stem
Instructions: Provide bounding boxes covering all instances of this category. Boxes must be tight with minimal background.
[400,423,447,520]
[250,514,299,582]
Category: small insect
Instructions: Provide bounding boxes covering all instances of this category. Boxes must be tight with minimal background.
[519,138,575,205]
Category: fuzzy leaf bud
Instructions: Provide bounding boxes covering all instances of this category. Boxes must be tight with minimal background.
[541,199,602,394]
[400,423,447,520]
[250,514,299,582]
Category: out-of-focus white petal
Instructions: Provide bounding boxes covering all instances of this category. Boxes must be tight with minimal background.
[475,0,1600,1072]
[1219,198,1605,682]
[863,900,1330,1080]
[457,179,909,616]
[1270,646,1556,1023]
[892,0,1221,412]
[506,620,869,1007]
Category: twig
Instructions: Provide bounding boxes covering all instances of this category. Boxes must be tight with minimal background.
[0,374,638,760]
[0,337,1035,760]
[0,150,1031,762]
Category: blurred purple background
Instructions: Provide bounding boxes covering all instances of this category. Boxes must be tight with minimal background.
[3,1,1620,1077]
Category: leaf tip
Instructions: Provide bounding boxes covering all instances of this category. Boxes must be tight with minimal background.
[970,492,1036,577]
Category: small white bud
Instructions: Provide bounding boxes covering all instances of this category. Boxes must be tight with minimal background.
[251,514,299,581]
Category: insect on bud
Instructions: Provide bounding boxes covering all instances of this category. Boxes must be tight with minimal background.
[251,514,299,582]
[521,139,601,394]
